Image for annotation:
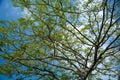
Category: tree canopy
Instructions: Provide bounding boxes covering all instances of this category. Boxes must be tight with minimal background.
[0,0,120,80]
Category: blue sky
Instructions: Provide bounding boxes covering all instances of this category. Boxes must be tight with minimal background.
[0,0,22,21]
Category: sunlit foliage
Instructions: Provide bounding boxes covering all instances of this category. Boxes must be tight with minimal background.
[0,0,120,80]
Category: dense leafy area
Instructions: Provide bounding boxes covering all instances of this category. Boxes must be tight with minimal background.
[0,0,120,80]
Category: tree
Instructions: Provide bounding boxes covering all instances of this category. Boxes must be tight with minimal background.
[0,0,120,80]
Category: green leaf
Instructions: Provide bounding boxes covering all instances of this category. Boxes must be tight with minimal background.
[81,24,91,32]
